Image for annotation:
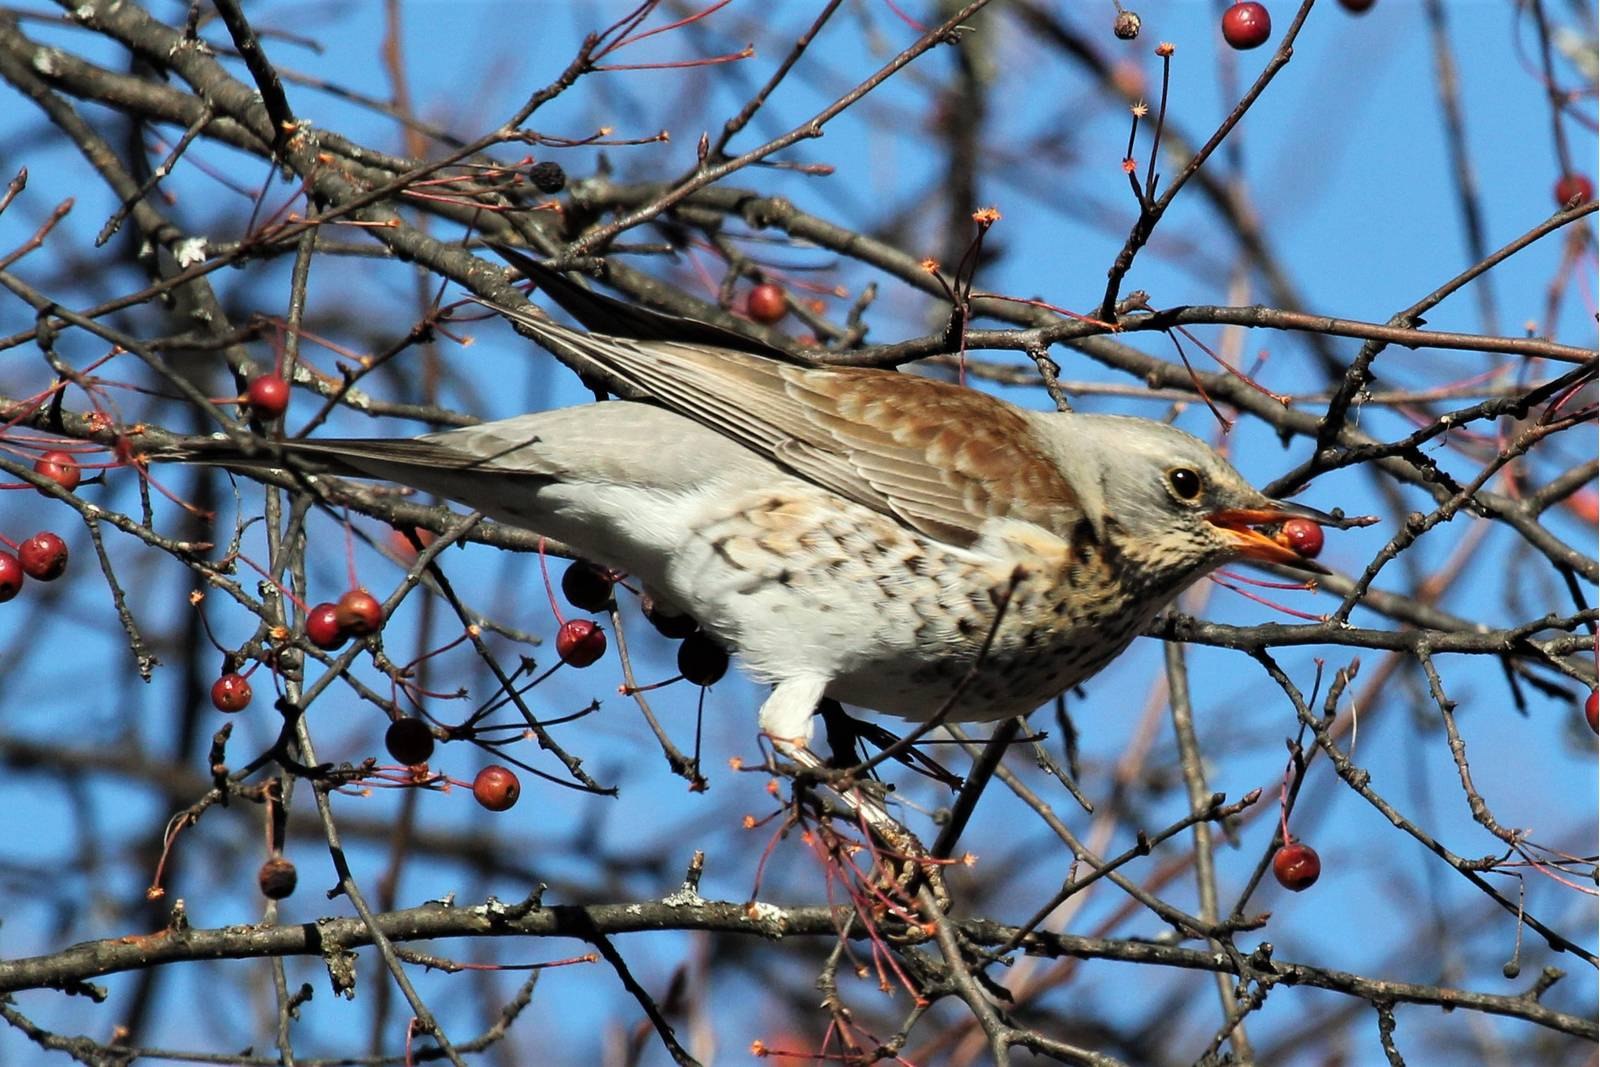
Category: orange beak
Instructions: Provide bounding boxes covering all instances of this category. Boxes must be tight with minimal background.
[1206,504,1334,575]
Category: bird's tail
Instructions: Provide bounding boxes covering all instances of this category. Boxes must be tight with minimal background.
[142,434,498,480]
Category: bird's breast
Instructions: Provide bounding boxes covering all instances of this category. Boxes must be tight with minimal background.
[664,492,1168,723]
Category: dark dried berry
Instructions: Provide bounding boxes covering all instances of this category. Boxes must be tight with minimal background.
[385,717,436,765]
[561,560,615,613]
[643,599,699,640]
[258,856,298,899]
[678,631,729,687]
[529,161,567,194]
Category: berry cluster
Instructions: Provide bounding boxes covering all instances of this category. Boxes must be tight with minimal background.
[562,557,729,686]
[306,589,386,651]
[0,530,70,603]
[641,598,728,685]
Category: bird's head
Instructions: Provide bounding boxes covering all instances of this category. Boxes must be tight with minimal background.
[1039,414,1334,586]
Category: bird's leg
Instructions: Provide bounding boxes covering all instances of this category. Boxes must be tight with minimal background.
[758,682,951,910]
[819,697,868,770]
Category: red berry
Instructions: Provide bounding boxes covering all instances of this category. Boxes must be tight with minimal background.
[1337,0,1375,11]
[257,856,298,899]
[334,588,384,637]
[385,717,436,764]
[1272,841,1321,891]
[561,560,615,613]
[210,672,253,713]
[472,765,521,811]
[1278,518,1324,559]
[17,532,67,581]
[1555,173,1594,207]
[1221,2,1271,50]
[677,631,729,686]
[556,618,606,667]
[745,283,788,326]
[306,602,347,650]
[247,374,290,420]
[0,552,23,602]
[388,526,436,560]
[643,599,699,640]
[1585,690,1598,735]
[33,450,81,493]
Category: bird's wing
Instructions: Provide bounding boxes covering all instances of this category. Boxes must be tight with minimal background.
[494,304,1081,547]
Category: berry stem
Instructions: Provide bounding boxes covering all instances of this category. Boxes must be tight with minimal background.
[537,536,568,624]
[343,508,360,591]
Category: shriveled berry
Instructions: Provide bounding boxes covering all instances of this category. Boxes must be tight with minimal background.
[247,373,290,420]
[556,618,606,667]
[306,602,347,651]
[385,717,436,764]
[257,856,298,899]
[0,552,23,602]
[561,560,615,613]
[33,450,81,493]
[1337,0,1375,10]
[1272,841,1321,891]
[1586,690,1598,735]
[528,160,567,194]
[18,532,68,581]
[1277,518,1324,559]
[677,631,729,686]
[1555,173,1594,207]
[210,672,253,713]
[745,283,788,325]
[472,765,521,811]
[643,599,698,640]
[334,588,384,637]
[1221,1,1271,50]
[1112,9,1141,38]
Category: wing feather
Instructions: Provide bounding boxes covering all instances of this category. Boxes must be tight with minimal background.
[490,297,1082,547]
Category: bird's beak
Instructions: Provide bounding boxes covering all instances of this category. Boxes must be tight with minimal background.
[1206,500,1336,575]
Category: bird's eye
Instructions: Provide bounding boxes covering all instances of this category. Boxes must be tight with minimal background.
[1167,467,1204,501]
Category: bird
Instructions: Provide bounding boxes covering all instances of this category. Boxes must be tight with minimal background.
[158,248,1336,757]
